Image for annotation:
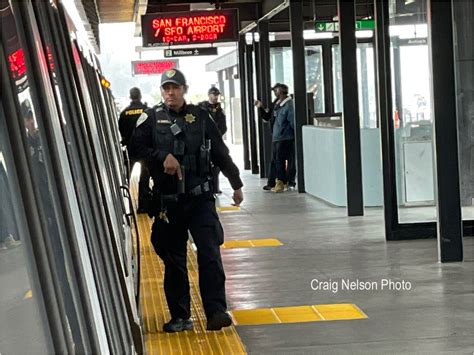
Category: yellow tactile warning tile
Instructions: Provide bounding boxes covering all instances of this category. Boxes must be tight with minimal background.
[230,303,367,326]
[221,238,283,249]
[216,205,240,212]
[131,174,247,354]
[314,303,368,321]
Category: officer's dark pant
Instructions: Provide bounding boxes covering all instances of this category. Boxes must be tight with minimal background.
[275,139,295,183]
[151,193,226,320]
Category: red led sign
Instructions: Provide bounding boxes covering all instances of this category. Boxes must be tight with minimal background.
[131,60,178,76]
[142,9,238,47]
[8,48,26,79]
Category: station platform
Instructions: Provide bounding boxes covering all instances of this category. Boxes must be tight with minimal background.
[134,154,474,354]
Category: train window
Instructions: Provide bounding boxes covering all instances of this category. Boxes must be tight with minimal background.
[0,101,53,354]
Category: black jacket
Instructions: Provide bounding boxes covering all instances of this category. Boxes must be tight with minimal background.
[199,101,227,135]
[118,101,148,146]
[129,102,242,195]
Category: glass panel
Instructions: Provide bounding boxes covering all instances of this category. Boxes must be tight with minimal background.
[305,45,324,113]
[332,43,377,127]
[0,103,52,354]
[332,45,343,113]
[389,0,436,223]
[357,43,377,128]
[453,0,474,221]
[270,47,294,94]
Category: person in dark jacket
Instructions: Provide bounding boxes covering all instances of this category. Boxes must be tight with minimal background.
[199,87,227,193]
[118,87,151,212]
[199,87,227,135]
[129,69,243,333]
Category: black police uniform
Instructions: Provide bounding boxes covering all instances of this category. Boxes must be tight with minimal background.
[118,101,151,210]
[199,101,227,136]
[129,101,242,324]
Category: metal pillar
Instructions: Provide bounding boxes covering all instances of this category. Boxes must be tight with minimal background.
[289,0,306,193]
[374,0,399,239]
[238,36,250,170]
[428,0,463,262]
[258,19,273,179]
[253,39,266,178]
[245,43,259,174]
[337,0,364,216]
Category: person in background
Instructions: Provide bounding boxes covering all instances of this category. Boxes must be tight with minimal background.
[255,83,296,192]
[118,87,151,213]
[199,87,227,194]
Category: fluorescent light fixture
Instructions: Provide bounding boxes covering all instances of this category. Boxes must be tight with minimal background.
[356,30,373,38]
[303,30,334,40]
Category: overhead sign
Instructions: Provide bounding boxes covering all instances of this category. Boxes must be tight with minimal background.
[131,59,178,76]
[164,47,218,58]
[315,19,375,32]
[142,9,239,47]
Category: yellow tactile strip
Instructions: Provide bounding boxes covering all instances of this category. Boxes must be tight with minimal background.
[137,214,246,354]
[221,238,283,249]
[230,304,368,326]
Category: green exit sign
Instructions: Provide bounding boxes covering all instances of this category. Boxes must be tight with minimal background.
[315,19,375,32]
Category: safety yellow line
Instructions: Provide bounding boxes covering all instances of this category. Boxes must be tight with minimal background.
[221,238,283,249]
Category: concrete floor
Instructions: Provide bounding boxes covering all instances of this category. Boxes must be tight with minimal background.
[216,168,474,354]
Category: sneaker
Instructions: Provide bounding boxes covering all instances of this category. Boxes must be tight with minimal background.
[163,318,193,333]
[271,180,285,193]
[262,185,274,191]
[207,312,232,331]
[0,243,7,251]
[4,235,21,249]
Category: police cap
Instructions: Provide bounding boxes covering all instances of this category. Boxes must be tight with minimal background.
[208,87,221,95]
[161,68,186,87]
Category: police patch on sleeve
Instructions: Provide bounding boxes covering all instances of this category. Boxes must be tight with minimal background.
[136,112,148,127]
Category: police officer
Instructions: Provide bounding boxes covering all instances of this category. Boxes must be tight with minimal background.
[129,69,243,333]
[118,87,151,212]
[199,87,227,135]
[199,87,227,194]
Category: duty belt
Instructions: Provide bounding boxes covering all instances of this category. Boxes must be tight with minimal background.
[189,181,211,196]
[158,181,211,200]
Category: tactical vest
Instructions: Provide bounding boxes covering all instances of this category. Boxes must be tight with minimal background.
[151,104,211,194]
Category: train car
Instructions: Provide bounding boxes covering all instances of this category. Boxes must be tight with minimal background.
[1,0,143,353]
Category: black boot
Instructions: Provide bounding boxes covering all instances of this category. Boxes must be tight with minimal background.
[207,312,232,331]
[163,318,193,333]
